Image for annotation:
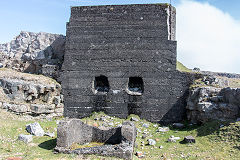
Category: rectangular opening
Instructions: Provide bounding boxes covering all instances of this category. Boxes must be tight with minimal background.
[94,75,110,93]
[127,77,144,95]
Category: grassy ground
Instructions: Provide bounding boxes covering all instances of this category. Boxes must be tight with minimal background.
[176,61,192,73]
[0,68,59,85]
[0,110,239,160]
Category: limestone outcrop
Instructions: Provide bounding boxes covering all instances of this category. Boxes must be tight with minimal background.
[187,87,240,123]
[0,31,65,79]
[0,69,63,117]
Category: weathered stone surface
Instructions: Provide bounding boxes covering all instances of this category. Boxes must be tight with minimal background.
[62,4,193,124]
[0,70,64,116]
[55,119,136,159]
[172,123,185,129]
[147,139,156,145]
[168,136,180,143]
[142,123,149,128]
[157,126,169,132]
[18,134,33,143]
[130,117,139,122]
[26,122,45,136]
[30,104,55,114]
[2,103,29,113]
[45,132,55,138]
[184,136,195,143]
[0,31,65,79]
[187,87,240,123]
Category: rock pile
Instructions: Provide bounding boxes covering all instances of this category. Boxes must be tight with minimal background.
[0,31,65,79]
[0,69,64,117]
[187,87,240,123]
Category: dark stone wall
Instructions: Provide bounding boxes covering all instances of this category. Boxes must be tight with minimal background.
[62,4,192,123]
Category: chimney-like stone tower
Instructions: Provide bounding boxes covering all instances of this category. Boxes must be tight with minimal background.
[62,4,191,123]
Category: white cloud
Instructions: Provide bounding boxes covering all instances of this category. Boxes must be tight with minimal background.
[176,0,240,73]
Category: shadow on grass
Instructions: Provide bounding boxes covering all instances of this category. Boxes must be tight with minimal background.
[196,120,231,137]
[233,146,240,150]
[38,138,57,150]
[168,120,233,137]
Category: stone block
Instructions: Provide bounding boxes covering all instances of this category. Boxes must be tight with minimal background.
[18,134,33,143]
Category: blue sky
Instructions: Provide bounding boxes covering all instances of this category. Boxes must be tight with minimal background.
[1,0,239,43]
[1,0,240,73]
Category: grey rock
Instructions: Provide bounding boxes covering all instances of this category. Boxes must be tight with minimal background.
[108,122,114,126]
[183,136,195,143]
[219,124,225,128]
[18,134,33,143]
[193,67,200,72]
[168,136,180,143]
[142,123,149,128]
[45,132,55,138]
[159,145,164,149]
[172,123,185,129]
[2,103,28,113]
[0,63,3,68]
[147,139,156,146]
[157,127,169,132]
[30,104,55,114]
[130,117,139,122]
[99,116,106,121]
[26,122,45,136]
[0,31,65,79]
[142,134,147,139]
[53,96,61,105]
[55,119,136,160]
[187,87,240,123]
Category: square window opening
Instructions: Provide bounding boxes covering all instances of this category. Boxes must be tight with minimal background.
[94,75,110,93]
[127,77,144,95]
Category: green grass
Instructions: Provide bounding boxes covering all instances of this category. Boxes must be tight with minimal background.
[0,110,240,160]
[176,61,192,73]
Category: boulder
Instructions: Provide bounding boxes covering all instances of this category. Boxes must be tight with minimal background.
[26,122,44,136]
[45,132,55,138]
[18,134,33,143]
[142,123,149,128]
[0,31,65,79]
[130,117,139,122]
[157,127,169,132]
[172,123,185,129]
[30,104,55,114]
[183,136,196,143]
[186,87,240,123]
[168,136,180,143]
[147,139,156,146]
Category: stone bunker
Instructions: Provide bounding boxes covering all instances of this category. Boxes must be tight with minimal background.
[55,120,136,159]
[61,3,192,124]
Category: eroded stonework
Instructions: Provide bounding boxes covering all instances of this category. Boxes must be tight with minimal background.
[55,120,136,159]
[62,4,192,123]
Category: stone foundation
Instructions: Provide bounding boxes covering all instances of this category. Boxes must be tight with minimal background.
[55,119,136,159]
